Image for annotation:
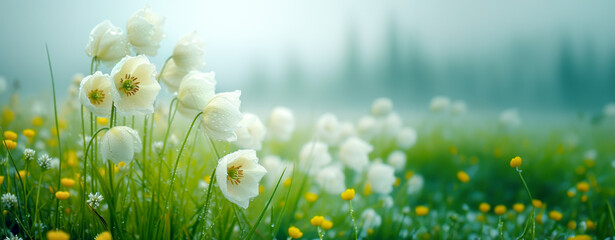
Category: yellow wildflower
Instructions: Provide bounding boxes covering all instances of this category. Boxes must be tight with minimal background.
[457,171,470,183]
[288,226,303,239]
[415,206,429,216]
[341,189,355,200]
[46,230,70,240]
[510,156,522,168]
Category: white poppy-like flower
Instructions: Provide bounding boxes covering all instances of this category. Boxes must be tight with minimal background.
[261,155,292,186]
[267,107,295,141]
[451,100,467,115]
[201,91,242,142]
[380,112,402,137]
[360,208,382,235]
[397,127,417,149]
[85,20,129,65]
[604,103,615,117]
[338,122,357,142]
[499,108,521,127]
[177,71,216,117]
[387,150,406,172]
[315,113,341,145]
[109,55,161,115]
[339,137,373,172]
[173,31,206,70]
[160,59,190,93]
[234,113,267,150]
[315,165,346,195]
[79,71,113,117]
[126,6,165,56]
[215,149,267,209]
[298,141,331,175]
[100,126,142,164]
[357,115,378,140]
[429,96,451,112]
[371,98,393,117]
[406,174,424,195]
[367,162,396,195]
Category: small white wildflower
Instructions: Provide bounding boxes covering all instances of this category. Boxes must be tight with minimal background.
[1,193,18,209]
[387,150,407,172]
[4,233,23,240]
[37,154,52,171]
[371,98,393,117]
[152,141,163,153]
[499,108,521,127]
[23,148,36,161]
[87,192,104,209]
[397,127,418,150]
[430,96,451,112]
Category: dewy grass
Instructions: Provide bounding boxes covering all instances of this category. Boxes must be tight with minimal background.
[46,44,64,228]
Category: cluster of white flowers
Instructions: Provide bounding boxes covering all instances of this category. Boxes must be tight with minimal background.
[87,192,104,209]
[429,96,468,115]
[1,193,17,209]
[37,154,52,171]
[23,148,36,161]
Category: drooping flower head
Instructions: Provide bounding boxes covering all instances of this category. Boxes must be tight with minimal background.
[85,20,130,65]
[126,6,165,56]
[339,137,373,172]
[267,107,295,142]
[234,113,267,150]
[100,126,142,164]
[201,91,243,142]
[177,71,216,117]
[173,31,206,71]
[109,55,161,115]
[79,71,113,117]
[160,59,190,93]
[215,149,267,209]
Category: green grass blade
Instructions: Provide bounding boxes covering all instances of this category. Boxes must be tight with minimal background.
[245,168,287,240]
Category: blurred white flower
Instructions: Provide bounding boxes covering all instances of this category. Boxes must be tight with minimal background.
[315,165,346,195]
[430,96,451,112]
[406,174,424,195]
[234,113,267,150]
[1,193,17,209]
[499,108,521,127]
[367,162,396,195]
[584,149,597,160]
[126,6,165,56]
[160,59,190,93]
[380,195,394,208]
[387,150,406,172]
[72,73,84,85]
[337,122,357,142]
[173,31,206,71]
[177,71,216,117]
[37,154,52,171]
[371,98,393,117]
[215,149,267,209]
[79,71,113,117]
[604,103,615,117]
[110,55,161,115]
[397,127,418,149]
[380,112,402,137]
[339,137,373,172]
[23,148,36,162]
[360,208,382,236]
[261,155,292,186]
[357,115,378,140]
[267,107,295,141]
[201,91,243,142]
[451,100,467,115]
[315,113,341,145]
[85,20,129,65]
[298,141,331,175]
[100,126,142,164]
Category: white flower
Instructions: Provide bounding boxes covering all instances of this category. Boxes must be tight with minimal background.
[160,59,190,93]
[430,96,451,112]
[499,108,521,127]
[126,6,165,56]
[4,233,23,240]
[380,195,394,208]
[584,149,597,160]
[79,71,113,117]
[173,31,206,70]
[315,113,341,145]
[315,165,346,195]
[357,115,378,140]
[604,103,615,117]
[201,91,242,142]
[177,71,216,117]
[215,149,267,209]
[360,208,382,235]
[267,107,295,141]
[451,100,467,115]
[37,154,52,171]
[85,20,129,65]
[338,122,357,142]
[397,127,417,149]
[261,155,292,186]
[23,148,36,162]
[87,192,104,209]
[367,162,396,195]
[339,137,373,172]
[100,126,142,164]
[406,174,424,195]
[387,150,406,172]
[234,113,267,150]
[1,193,17,209]
[298,141,331,175]
[109,55,161,115]
[380,112,402,137]
[371,98,393,117]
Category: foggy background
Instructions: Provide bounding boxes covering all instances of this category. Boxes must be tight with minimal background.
[1,1,615,116]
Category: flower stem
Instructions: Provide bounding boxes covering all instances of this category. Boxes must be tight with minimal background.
[46,44,64,227]
[349,200,358,240]
[156,56,173,82]
[33,173,43,230]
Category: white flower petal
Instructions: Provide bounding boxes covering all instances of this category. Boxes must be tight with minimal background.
[201,91,242,142]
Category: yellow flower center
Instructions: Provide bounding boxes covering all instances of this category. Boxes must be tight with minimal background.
[227,165,244,185]
[120,74,140,96]
[88,89,105,105]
